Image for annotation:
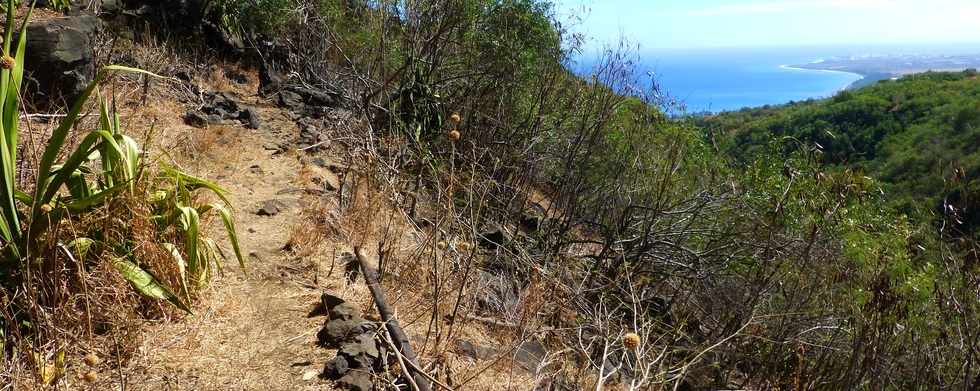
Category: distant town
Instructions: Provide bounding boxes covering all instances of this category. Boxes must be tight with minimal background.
[791,53,980,88]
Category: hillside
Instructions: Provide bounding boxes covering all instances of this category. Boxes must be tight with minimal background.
[700,70,980,231]
[2,1,980,391]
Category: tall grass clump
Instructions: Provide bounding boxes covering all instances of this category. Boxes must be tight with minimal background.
[0,0,243,384]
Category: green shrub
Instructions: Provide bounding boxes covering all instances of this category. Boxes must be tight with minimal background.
[0,0,243,332]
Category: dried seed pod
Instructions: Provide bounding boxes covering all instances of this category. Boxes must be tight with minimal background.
[623,332,641,350]
[83,353,100,367]
[448,129,461,142]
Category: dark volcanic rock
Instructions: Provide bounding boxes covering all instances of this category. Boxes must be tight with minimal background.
[274,85,342,118]
[519,203,546,233]
[183,111,208,128]
[258,61,287,96]
[241,107,261,129]
[321,292,346,310]
[256,199,287,216]
[515,340,547,372]
[455,339,497,361]
[25,15,100,104]
[338,333,381,369]
[317,318,369,348]
[478,225,511,249]
[336,371,373,391]
[322,355,350,380]
[188,91,261,129]
[329,303,360,321]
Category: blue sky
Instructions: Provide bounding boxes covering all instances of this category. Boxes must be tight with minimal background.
[556,0,980,50]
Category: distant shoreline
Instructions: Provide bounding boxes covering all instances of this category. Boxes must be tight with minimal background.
[778,64,867,91]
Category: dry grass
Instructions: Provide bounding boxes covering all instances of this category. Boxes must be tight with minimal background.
[2,28,558,390]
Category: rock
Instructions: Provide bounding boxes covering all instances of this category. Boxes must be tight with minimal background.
[309,292,345,317]
[338,333,380,369]
[286,85,341,108]
[519,204,546,233]
[241,107,261,129]
[274,85,342,118]
[183,111,208,128]
[99,0,125,13]
[277,90,306,112]
[263,141,286,152]
[478,225,510,249]
[259,61,287,96]
[225,69,249,84]
[308,165,341,191]
[329,303,359,321]
[256,199,287,216]
[312,157,347,173]
[515,340,547,372]
[317,318,370,348]
[297,117,326,150]
[301,369,319,381]
[336,371,373,391]
[476,271,519,312]
[190,91,261,129]
[455,339,497,361]
[322,355,350,380]
[25,15,100,104]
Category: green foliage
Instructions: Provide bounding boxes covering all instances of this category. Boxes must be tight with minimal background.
[213,0,293,36]
[0,0,244,312]
[702,71,980,231]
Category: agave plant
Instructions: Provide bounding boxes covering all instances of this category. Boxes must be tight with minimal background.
[0,0,244,312]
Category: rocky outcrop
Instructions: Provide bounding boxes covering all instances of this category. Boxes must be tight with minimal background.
[111,0,245,54]
[24,15,100,105]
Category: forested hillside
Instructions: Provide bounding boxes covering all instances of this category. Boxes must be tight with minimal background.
[3,1,980,390]
[700,70,980,232]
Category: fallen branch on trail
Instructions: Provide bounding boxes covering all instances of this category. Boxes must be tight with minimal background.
[354,246,433,391]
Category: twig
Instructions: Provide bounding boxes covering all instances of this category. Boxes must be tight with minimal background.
[381,326,423,391]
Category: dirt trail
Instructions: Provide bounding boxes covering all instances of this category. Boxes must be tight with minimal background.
[90,68,536,391]
[113,79,370,390]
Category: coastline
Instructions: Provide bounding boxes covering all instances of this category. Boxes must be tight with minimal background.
[779,64,867,90]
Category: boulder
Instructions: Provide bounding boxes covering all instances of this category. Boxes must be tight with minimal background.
[25,15,100,104]
[241,107,261,129]
[519,203,547,233]
[258,61,287,96]
[274,85,342,117]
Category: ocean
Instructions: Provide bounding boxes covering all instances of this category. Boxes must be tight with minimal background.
[573,44,980,114]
